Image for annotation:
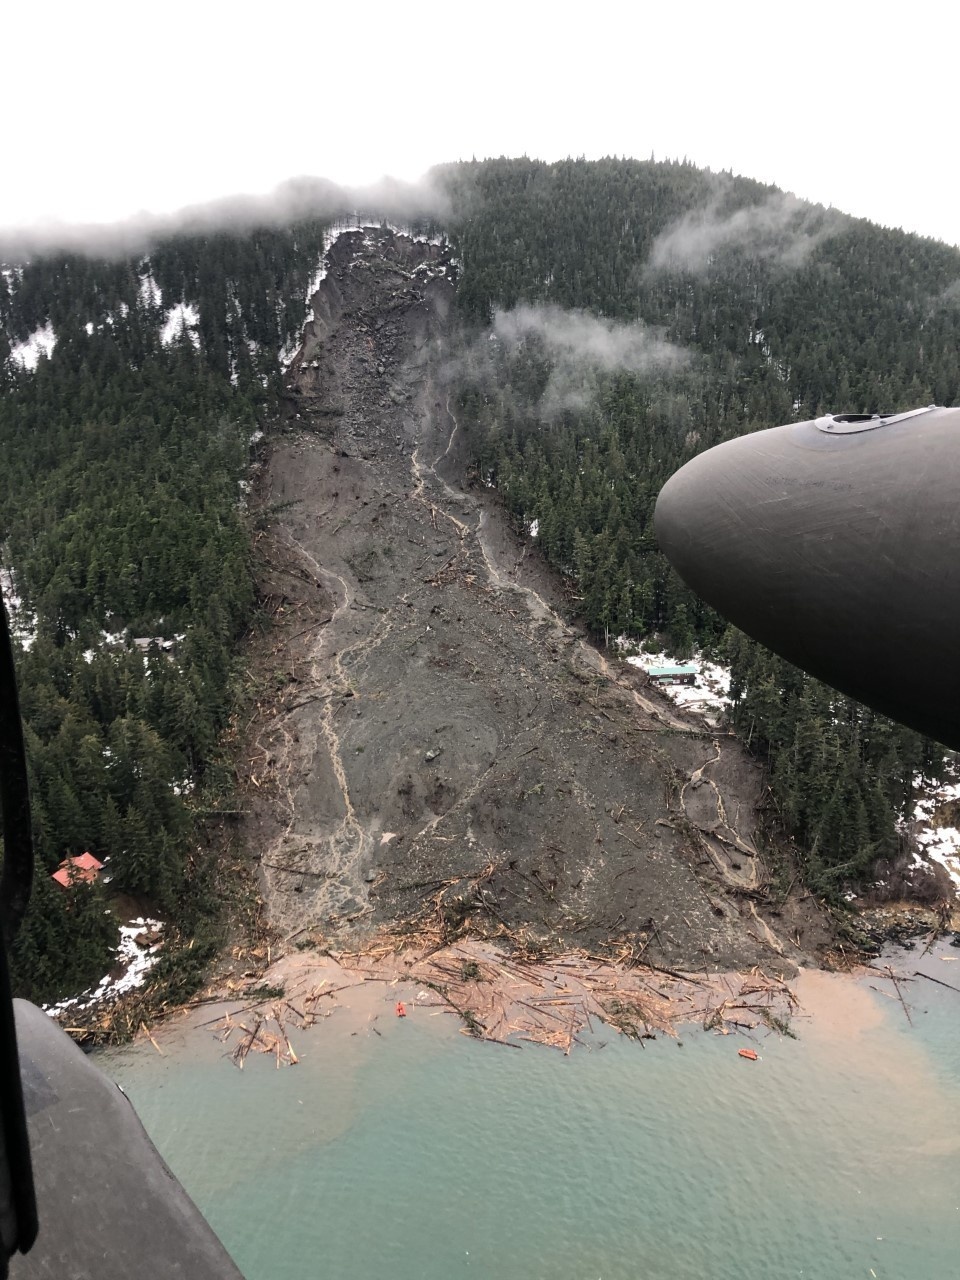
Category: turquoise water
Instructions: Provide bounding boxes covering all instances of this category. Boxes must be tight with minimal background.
[103,950,960,1280]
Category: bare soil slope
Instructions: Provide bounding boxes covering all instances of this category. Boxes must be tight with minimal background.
[240,228,826,971]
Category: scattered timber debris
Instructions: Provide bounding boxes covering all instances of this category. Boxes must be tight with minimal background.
[201,937,799,1064]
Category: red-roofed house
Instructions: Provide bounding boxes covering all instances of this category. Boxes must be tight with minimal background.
[51,852,104,889]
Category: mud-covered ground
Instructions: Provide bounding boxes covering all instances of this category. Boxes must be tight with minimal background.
[239,228,831,972]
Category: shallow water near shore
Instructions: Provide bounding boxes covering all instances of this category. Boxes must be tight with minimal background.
[102,946,960,1280]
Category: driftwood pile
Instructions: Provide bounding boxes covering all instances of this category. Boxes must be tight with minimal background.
[216,1007,300,1070]
[395,945,797,1052]
[207,979,380,1068]
[212,938,799,1063]
[59,994,168,1047]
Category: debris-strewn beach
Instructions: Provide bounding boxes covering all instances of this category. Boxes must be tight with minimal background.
[162,936,801,1067]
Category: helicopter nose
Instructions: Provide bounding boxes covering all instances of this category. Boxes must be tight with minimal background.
[653,409,960,750]
[653,433,793,639]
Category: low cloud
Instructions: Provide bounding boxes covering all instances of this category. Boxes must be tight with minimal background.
[648,191,846,274]
[0,174,452,261]
[936,278,960,307]
[451,303,688,419]
[492,304,685,374]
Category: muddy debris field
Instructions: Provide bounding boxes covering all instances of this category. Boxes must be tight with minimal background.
[238,227,829,975]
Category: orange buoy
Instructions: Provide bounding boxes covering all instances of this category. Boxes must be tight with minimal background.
[738,1047,758,1060]
[396,1001,407,1018]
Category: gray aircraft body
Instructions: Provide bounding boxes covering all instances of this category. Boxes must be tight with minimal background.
[654,405,960,750]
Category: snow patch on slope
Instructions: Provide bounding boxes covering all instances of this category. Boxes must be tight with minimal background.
[912,766,960,895]
[0,564,37,649]
[139,268,163,309]
[161,302,200,347]
[82,305,132,336]
[9,322,56,369]
[43,918,164,1017]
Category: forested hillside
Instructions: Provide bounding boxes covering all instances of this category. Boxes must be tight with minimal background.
[0,224,333,999]
[3,157,958,1004]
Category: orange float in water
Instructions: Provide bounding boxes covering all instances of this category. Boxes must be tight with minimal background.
[738,1047,758,1061]
[396,1001,407,1018]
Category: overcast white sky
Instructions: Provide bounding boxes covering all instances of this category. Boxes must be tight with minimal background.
[4,0,958,248]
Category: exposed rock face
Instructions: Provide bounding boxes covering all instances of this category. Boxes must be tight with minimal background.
[242,227,825,970]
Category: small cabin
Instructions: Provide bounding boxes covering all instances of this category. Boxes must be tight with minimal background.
[51,852,104,889]
[646,664,698,687]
